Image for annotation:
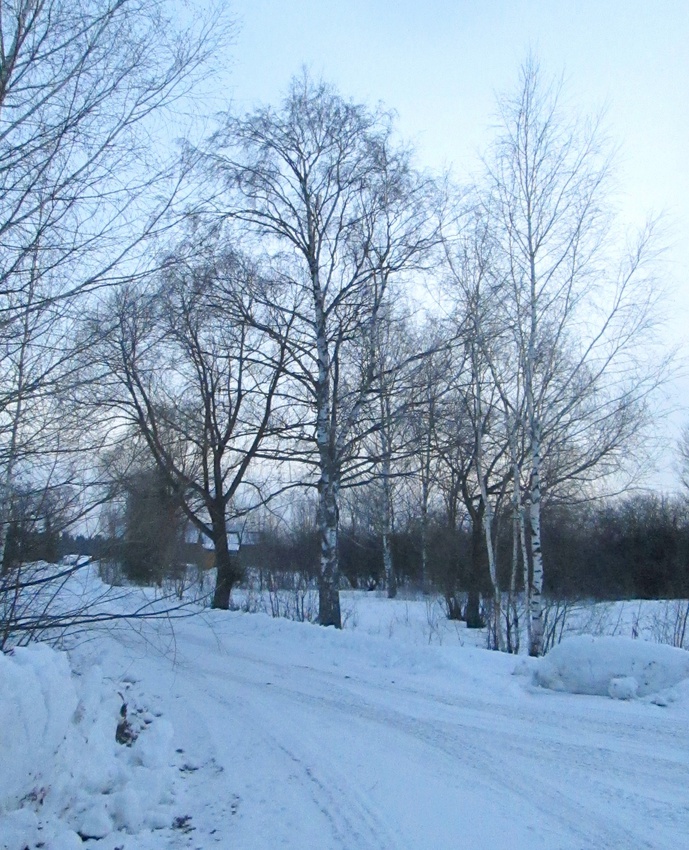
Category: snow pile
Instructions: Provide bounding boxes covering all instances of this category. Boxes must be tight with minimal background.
[0,645,78,811]
[0,644,176,849]
[535,635,689,699]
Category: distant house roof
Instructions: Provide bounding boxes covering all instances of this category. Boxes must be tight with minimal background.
[200,531,240,552]
[185,523,244,551]
[237,530,261,546]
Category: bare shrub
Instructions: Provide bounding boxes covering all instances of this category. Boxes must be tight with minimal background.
[424,596,447,645]
[649,600,689,649]
[237,570,318,623]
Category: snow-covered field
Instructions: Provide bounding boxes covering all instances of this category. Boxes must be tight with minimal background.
[2,572,689,849]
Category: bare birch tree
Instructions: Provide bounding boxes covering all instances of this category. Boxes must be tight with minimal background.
[208,75,438,626]
[487,57,665,654]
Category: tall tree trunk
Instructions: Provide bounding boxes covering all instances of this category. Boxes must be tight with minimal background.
[318,476,341,626]
[419,429,432,594]
[313,265,342,628]
[507,499,520,654]
[508,429,525,654]
[0,281,32,574]
[481,500,502,649]
[528,424,544,655]
[420,483,429,594]
[212,541,235,610]
[381,423,397,599]
[421,497,430,593]
[382,529,396,599]
[519,496,532,651]
[210,506,240,610]
[465,509,485,628]
[0,402,21,575]
[474,380,503,650]
[526,225,544,654]
[383,458,397,599]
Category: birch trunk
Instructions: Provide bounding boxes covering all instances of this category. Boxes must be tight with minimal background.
[0,275,34,573]
[465,514,484,628]
[417,370,436,595]
[508,426,526,654]
[382,529,395,598]
[381,451,396,599]
[380,393,397,599]
[419,418,432,594]
[519,497,532,650]
[420,475,429,594]
[526,181,545,653]
[527,422,544,655]
[317,477,341,626]
[313,267,342,627]
[481,497,502,650]
[507,497,520,654]
[0,394,23,574]
[474,383,503,650]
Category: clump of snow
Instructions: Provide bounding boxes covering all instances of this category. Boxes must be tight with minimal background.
[512,656,539,677]
[608,676,639,700]
[535,635,689,698]
[0,644,78,810]
[0,643,177,848]
[78,803,112,840]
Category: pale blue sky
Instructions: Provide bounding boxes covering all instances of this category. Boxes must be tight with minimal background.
[227,1,688,273]
[223,0,689,485]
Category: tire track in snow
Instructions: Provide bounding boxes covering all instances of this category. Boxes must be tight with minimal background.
[272,679,663,850]
[172,628,414,847]
[200,648,673,850]
[184,663,412,850]
[168,628,687,849]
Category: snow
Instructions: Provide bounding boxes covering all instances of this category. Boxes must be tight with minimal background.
[0,641,177,849]
[2,576,689,849]
[535,634,689,698]
[0,645,79,814]
[236,586,689,652]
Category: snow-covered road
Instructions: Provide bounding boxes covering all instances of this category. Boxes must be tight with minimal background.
[97,610,689,850]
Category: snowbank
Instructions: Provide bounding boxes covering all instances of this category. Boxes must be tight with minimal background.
[0,645,78,811]
[0,644,176,849]
[535,635,689,699]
